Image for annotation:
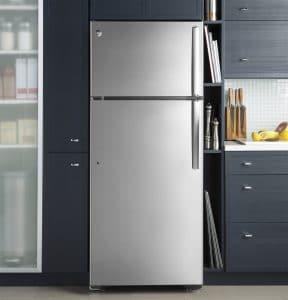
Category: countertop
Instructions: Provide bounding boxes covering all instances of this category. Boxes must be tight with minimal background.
[225,140,288,151]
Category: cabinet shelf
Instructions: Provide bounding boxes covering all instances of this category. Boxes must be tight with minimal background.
[0,4,37,11]
[0,99,37,105]
[204,20,223,25]
[204,83,223,87]
[204,150,222,154]
[0,50,37,55]
[0,144,36,149]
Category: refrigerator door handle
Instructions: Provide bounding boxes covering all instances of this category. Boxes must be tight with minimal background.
[192,99,201,170]
[192,26,201,97]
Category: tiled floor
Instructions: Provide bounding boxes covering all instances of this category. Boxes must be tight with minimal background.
[1,286,288,300]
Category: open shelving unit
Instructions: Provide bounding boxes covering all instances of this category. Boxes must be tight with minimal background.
[203,0,225,273]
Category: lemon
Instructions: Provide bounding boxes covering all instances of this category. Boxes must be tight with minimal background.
[279,130,288,141]
[252,132,262,141]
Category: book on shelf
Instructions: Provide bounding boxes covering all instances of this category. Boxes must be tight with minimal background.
[204,26,222,84]
[204,190,223,270]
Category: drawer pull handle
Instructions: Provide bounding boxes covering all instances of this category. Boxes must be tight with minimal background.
[242,161,253,166]
[70,162,80,167]
[70,138,80,143]
[242,233,253,239]
[239,7,249,12]
[242,185,253,191]
[239,58,249,62]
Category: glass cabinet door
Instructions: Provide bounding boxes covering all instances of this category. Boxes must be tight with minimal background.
[0,0,42,272]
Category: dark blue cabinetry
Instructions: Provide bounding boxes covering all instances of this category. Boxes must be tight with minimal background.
[225,152,288,272]
[90,0,203,20]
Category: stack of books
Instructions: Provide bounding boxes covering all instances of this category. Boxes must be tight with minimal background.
[204,26,222,83]
[205,190,223,270]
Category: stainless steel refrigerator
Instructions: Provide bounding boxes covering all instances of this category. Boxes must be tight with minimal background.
[90,22,203,289]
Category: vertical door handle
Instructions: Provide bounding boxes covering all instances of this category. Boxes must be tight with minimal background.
[192,26,201,97]
[192,100,201,170]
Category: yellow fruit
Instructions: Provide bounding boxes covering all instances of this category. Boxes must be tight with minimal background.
[252,131,279,141]
[252,132,262,141]
[279,130,288,141]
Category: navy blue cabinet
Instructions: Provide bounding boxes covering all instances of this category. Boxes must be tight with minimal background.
[90,0,203,20]
[43,154,88,273]
[45,0,89,152]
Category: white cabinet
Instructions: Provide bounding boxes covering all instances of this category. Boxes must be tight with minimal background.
[0,0,42,272]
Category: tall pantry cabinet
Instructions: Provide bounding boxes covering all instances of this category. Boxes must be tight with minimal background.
[0,0,42,272]
[43,0,89,273]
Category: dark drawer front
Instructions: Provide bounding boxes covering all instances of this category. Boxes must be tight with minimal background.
[146,0,202,20]
[225,22,288,78]
[225,0,288,21]
[91,0,145,20]
[226,152,288,175]
[227,175,288,222]
[227,223,288,272]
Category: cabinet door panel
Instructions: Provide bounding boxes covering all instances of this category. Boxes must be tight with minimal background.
[225,22,288,78]
[146,0,202,20]
[43,154,88,273]
[90,0,145,20]
[45,0,89,152]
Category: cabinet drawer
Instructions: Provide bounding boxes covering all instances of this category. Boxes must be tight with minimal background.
[226,152,288,175]
[227,223,288,272]
[227,175,288,222]
[91,0,145,20]
[225,0,288,21]
[146,0,202,20]
[225,22,288,78]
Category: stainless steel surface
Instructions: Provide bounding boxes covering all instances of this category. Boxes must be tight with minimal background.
[90,22,203,97]
[242,233,254,239]
[192,100,202,169]
[242,185,253,190]
[192,26,202,97]
[90,100,203,286]
[243,161,253,166]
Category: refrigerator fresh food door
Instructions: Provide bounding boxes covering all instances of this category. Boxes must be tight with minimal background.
[90,100,203,287]
[90,22,203,97]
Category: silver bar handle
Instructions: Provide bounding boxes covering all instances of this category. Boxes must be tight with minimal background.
[70,162,80,167]
[70,138,80,143]
[192,26,201,97]
[240,58,249,62]
[192,100,200,169]
[239,7,249,11]
[243,161,253,166]
[242,232,253,239]
[242,185,253,191]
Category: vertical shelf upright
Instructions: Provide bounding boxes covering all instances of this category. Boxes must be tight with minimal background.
[203,0,225,271]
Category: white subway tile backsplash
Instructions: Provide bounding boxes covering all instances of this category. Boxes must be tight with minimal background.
[225,79,288,138]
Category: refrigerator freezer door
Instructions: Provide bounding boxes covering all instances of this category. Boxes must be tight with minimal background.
[90,22,203,97]
[90,100,203,287]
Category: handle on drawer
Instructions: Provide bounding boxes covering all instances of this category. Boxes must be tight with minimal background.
[242,185,253,191]
[70,138,80,143]
[242,161,253,167]
[242,232,253,239]
[70,162,80,167]
[239,7,249,12]
[239,58,249,62]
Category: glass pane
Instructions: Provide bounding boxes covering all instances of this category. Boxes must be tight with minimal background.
[0,0,40,272]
